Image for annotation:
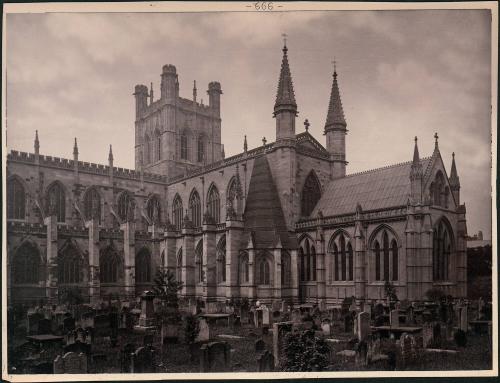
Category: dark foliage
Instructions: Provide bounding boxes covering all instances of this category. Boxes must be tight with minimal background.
[280,329,330,372]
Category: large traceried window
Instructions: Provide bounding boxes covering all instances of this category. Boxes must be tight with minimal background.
[172,195,183,231]
[100,246,121,284]
[217,236,226,283]
[329,232,354,282]
[12,242,40,284]
[197,135,205,163]
[7,178,26,220]
[257,253,272,285]
[180,133,188,160]
[206,185,220,223]
[136,248,151,283]
[46,182,66,222]
[58,243,82,284]
[371,228,399,282]
[301,171,321,217]
[83,187,101,223]
[299,238,316,282]
[195,240,203,284]
[146,196,162,225]
[433,219,452,281]
[189,190,201,228]
[117,192,134,222]
[239,251,249,284]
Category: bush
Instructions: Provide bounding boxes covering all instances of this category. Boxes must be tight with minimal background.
[280,329,330,371]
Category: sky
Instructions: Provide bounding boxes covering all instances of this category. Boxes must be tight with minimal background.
[5,9,493,239]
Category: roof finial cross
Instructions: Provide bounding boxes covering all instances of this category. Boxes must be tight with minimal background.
[434,132,439,148]
[304,119,310,132]
[262,136,267,146]
[332,58,338,78]
[282,33,288,47]
[414,136,418,143]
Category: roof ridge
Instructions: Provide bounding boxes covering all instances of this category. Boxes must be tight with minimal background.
[344,156,432,178]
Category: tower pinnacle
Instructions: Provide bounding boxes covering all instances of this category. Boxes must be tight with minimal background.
[34,130,40,154]
[73,137,79,156]
[108,144,114,162]
[273,37,297,117]
[324,63,346,131]
[449,152,460,204]
[410,136,423,180]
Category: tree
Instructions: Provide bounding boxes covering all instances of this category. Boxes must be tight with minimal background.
[280,329,330,371]
[152,269,183,324]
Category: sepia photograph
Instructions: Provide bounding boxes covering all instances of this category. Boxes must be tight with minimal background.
[2,1,497,380]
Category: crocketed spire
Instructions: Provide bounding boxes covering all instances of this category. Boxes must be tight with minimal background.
[273,42,297,116]
[410,136,423,180]
[324,66,347,131]
[449,152,460,188]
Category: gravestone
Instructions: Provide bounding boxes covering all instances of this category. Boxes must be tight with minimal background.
[355,341,368,367]
[390,310,399,327]
[281,300,289,313]
[321,319,331,336]
[459,306,468,333]
[136,291,156,330]
[199,342,231,372]
[196,318,210,342]
[291,309,301,323]
[400,333,413,366]
[254,309,264,328]
[262,306,271,326]
[422,323,433,348]
[120,343,136,373]
[38,318,52,335]
[357,312,371,342]
[81,312,95,329]
[240,306,249,324]
[272,322,293,368]
[406,306,415,325]
[53,352,88,374]
[344,314,353,333]
[64,340,91,358]
[161,322,180,344]
[132,346,155,373]
[272,301,280,313]
[255,339,266,353]
[257,350,275,372]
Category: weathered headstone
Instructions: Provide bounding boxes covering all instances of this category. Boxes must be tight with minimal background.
[281,300,289,313]
[255,338,266,353]
[196,318,210,342]
[390,310,399,327]
[459,306,468,333]
[357,312,371,342]
[321,319,331,336]
[199,341,231,372]
[53,352,88,374]
[240,306,249,324]
[422,323,433,348]
[132,346,155,373]
[272,322,293,368]
[262,306,271,326]
[257,350,275,372]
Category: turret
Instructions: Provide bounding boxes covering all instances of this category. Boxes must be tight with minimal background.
[273,38,297,141]
[160,64,177,102]
[207,81,222,117]
[449,152,461,205]
[324,61,347,176]
[133,84,149,119]
[410,137,423,204]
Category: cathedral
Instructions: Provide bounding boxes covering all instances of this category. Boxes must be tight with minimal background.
[6,41,467,308]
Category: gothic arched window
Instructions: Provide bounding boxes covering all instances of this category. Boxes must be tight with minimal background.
[197,135,205,163]
[46,182,66,222]
[136,248,151,283]
[332,243,339,281]
[117,192,133,222]
[100,247,121,284]
[180,133,188,160]
[299,247,305,281]
[195,240,203,283]
[7,178,26,220]
[258,259,270,285]
[240,251,249,284]
[301,171,321,217]
[300,238,316,282]
[371,228,399,282]
[281,251,291,286]
[58,244,82,284]
[217,236,226,283]
[207,185,220,223]
[83,187,101,223]
[347,242,354,281]
[147,196,162,224]
[431,171,448,207]
[329,232,353,282]
[433,220,452,281]
[176,248,183,283]
[172,195,183,231]
[154,129,161,162]
[12,242,40,284]
[189,190,201,228]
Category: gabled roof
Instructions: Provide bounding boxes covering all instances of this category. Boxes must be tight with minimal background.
[312,157,431,217]
[296,132,329,155]
[244,155,298,249]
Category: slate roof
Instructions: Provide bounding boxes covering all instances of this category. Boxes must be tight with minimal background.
[312,157,431,217]
[244,155,298,249]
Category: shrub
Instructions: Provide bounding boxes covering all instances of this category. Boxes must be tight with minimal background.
[280,329,330,371]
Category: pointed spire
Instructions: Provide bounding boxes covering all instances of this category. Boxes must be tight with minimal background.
[73,137,79,156]
[449,152,460,187]
[34,130,40,154]
[108,144,113,162]
[150,82,154,104]
[243,135,248,153]
[193,80,197,102]
[221,144,225,159]
[410,136,423,181]
[324,60,347,131]
[273,36,297,116]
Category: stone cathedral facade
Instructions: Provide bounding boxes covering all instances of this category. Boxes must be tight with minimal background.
[6,43,467,308]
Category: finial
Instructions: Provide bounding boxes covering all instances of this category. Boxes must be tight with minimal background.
[304,119,310,132]
[193,80,197,102]
[434,132,439,148]
[73,137,78,155]
[262,136,267,146]
[332,58,337,79]
[34,130,40,153]
[221,144,225,159]
[414,136,418,143]
[281,33,288,51]
[244,135,248,152]
[452,151,455,159]
[108,144,113,161]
